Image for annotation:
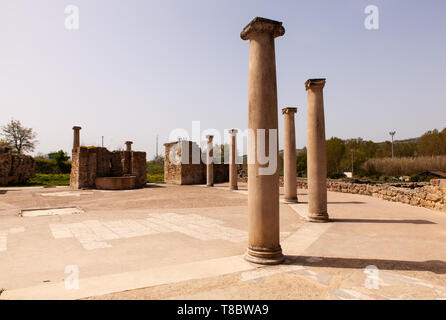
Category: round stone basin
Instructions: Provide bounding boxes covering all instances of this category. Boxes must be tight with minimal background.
[95,176,136,190]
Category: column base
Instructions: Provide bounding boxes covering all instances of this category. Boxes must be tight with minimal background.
[206,184,214,187]
[230,186,238,190]
[244,246,284,265]
[283,196,298,203]
[307,212,329,223]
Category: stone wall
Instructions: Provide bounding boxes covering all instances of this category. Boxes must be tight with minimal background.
[70,146,146,189]
[164,141,229,185]
[0,149,35,186]
[290,178,446,212]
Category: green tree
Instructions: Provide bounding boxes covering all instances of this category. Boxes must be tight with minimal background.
[1,120,37,155]
[418,128,446,156]
[50,150,71,173]
[296,148,307,177]
[326,137,346,176]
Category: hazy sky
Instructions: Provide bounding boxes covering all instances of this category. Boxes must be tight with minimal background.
[1,0,445,158]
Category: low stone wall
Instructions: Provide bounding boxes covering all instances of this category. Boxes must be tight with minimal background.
[0,149,35,186]
[291,178,446,212]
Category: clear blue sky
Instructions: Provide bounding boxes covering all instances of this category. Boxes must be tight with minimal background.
[1,0,445,158]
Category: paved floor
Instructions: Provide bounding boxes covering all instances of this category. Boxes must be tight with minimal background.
[0,183,445,300]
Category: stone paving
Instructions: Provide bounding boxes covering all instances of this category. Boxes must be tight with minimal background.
[0,183,445,299]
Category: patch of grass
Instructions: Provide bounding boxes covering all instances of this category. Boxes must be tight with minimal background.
[25,174,70,186]
[147,173,164,183]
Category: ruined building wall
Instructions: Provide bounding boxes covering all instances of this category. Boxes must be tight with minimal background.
[164,141,229,185]
[0,149,35,186]
[70,147,146,189]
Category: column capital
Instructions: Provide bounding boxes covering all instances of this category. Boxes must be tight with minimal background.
[228,129,238,135]
[305,78,326,91]
[125,141,133,145]
[72,126,82,130]
[241,17,285,41]
[281,107,297,115]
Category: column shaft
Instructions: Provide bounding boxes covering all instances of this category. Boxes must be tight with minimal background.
[306,79,329,222]
[229,131,238,190]
[206,136,214,186]
[72,126,81,149]
[241,17,285,265]
[282,108,297,203]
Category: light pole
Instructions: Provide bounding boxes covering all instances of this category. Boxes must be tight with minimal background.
[351,150,354,177]
[389,131,396,158]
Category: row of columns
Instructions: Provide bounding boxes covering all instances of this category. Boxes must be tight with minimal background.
[205,130,239,190]
[240,17,329,265]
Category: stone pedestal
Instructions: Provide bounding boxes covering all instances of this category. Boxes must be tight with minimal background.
[72,126,81,149]
[206,135,214,187]
[229,129,238,190]
[282,107,298,203]
[305,79,329,222]
[241,17,285,265]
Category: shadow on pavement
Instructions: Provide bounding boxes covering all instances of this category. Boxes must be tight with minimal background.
[284,255,446,274]
[330,218,435,225]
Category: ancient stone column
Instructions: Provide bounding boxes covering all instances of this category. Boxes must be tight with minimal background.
[282,107,298,203]
[72,126,81,149]
[206,135,214,187]
[241,17,285,265]
[125,141,133,152]
[229,129,238,190]
[305,79,329,222]
[125,141,133,174]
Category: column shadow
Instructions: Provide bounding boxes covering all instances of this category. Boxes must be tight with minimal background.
[330,218,435,225]
[292,201,366,205]
[284,255,446,274]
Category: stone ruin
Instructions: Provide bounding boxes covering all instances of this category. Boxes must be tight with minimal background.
[163,140,229,185]
[0,147,35,186]
[69,127,146,190]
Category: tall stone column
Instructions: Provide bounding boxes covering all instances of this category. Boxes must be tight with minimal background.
[206,135,214,187]
[241,17,285,265]
[229,129,238,190]
[72,126,81,149]
[305,79,329,222]
[125,141,133,152]
[282,107,298,203]
[125,141,133,174]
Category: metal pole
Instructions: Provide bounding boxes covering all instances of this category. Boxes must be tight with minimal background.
[102,136,104,148]
[351,150,354,177]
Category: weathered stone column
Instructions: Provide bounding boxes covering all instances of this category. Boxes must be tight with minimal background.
[125,141,133,152]
[229,129,238,190]
[72,126,81,149]
[282,107,298,203]
[305,79,329,222]
[206,135,214,187]
[125,141,133,174]
[241,17,285,265]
